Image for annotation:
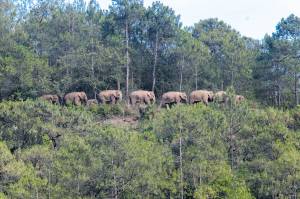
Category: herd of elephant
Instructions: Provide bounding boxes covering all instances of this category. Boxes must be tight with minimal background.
[40,89,245,108]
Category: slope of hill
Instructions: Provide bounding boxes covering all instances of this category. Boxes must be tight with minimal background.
[1,100,300,198]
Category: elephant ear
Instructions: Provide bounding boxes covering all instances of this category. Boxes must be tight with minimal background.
[79,92,84,99]
[150,92,155,98]
[114,91,119,97]
[180,93,186,100]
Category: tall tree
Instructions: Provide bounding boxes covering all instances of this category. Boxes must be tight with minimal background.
[273,14,300,106]
[193,18,254,93]
[145,2,181,91]
[110,0,144,101]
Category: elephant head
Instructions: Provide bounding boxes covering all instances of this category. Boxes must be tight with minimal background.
[147,91,156,103]
[114,90,122,101]
[235,95,245,104]
[179,92,188,103]
[79,92,88,105]
[207,91,214,102]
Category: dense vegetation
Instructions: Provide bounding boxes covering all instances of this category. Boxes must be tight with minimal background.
[2,0,300,198]
[1,99,300,198]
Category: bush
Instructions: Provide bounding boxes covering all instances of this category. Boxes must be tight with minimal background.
[88,104,124,119]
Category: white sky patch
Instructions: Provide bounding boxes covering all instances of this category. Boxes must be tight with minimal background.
[96,0,300,39]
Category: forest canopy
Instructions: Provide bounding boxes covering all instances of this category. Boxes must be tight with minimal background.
[0,0,300,107]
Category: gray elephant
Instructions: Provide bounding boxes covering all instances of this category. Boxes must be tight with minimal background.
[235,95,245,104]
[214,91,228,103]
[97,90,122,104]
[189,90,214,105]
[160,91,188,108]
[129,90,156,106]
[87,99,98,106]
[63,92,88,106]
[40,94,61,105]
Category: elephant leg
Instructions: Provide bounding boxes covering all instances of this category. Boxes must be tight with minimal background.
[144,98,151,105]
[99,96,105,104]
[150,99,155,104]
[110,96,116,104]
[159,101,163,108]
[166,103,170,109]
[202,98,208,105]
[132,98,137,106]
[64,99,71,106]
[74,97,81,106]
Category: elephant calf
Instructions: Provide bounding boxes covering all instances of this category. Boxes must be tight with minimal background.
[64,92,88,106]
[129,90,156,106]
[214,91,245,104]
[235,95,245,104]
[189,90,214,105]
[40,94,61,105]
[160,91,188,108]
[214,91,228,103]
[97,90,122,104]
[87,99,98,106]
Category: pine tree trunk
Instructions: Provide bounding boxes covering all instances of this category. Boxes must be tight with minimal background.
[125,19,130,103]
[36,187,39,199]
[180,57,184,92]
[294,71,298,105]
[278,85,281,107]
[117,79,120,91]
[48,168,51,199]
[112,158,118,199]
[179,136,183,199]
[195,65,198,90]
[91,43,95,97]
[77,172,80,196]
[152,32,159,92]
[131,70,134,90]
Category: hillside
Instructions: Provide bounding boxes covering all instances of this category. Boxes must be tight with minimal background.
[1,0,300,198]
[1,99,300,198]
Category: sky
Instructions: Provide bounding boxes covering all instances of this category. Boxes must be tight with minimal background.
[96,0,300,39]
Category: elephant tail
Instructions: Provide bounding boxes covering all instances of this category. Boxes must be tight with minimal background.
[58,95,64,105]
[61,96,66,106]
[96,93,101,104]
[129,95,133,105]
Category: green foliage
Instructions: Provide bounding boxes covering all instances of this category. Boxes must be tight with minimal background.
[2,0,300,197]
[88,103,124,118]
[0,100,94,150]
[2,99,300,197]
[194,162,253,199]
